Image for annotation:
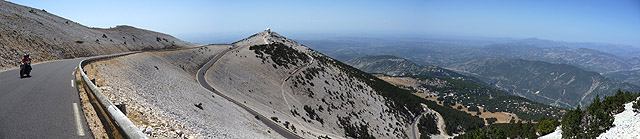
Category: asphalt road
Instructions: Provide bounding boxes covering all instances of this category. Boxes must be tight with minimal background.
[0,59,92,138]
[411,111,425,139]
[196,45,302,139]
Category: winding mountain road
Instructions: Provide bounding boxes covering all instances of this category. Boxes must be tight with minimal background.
[196,45,302,139]
[0,42,296,139]
[0,59,92,138]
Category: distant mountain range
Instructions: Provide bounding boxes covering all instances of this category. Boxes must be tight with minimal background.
[515,38,640,60]
[343,54,640,109]
[300,37,640,74]
[301,37,640,108]
[346,55,565,120]
[449,58,639,108]
[476,44,634,73]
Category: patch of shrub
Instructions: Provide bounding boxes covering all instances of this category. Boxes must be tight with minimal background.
[468,106,480,112]
[486,118,497,125]
[304,105,324,124]
[418,114,439,137]
[249,42,309,69]
[194,103,203,110]
[536,117,559,135]
[337,116,374,139]
[561,90,640,138]
[633,100,640,113]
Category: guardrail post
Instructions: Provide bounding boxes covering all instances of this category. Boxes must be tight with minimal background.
[116,103,127,115]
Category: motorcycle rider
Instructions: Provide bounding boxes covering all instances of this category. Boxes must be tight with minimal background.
[21,54,31,65]
[20,54,32,77]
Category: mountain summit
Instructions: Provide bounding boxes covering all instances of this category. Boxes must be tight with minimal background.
[203,30,482,138]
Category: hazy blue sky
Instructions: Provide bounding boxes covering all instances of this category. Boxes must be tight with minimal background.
[9,0,640,46]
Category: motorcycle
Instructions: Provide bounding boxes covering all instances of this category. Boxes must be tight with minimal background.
[20,61,31,78]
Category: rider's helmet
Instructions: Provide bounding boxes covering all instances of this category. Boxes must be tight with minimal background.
[23,54,29,58]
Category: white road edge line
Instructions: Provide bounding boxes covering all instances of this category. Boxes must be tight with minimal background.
[73,67,77,75]
[73,103,85,136]
[71,80,74,88]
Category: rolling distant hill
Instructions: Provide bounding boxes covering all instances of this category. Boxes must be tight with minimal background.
[450,58,639,108]
[605,69,640,86]
[516,38,640,60]
[477,43,634,73]
[345,55,471,80]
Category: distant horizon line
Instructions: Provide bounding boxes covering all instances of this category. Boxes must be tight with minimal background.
[28,19,639,48]
[179,31,638,48]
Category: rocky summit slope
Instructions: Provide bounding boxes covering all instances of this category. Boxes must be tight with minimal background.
[86,45,281,138]
[0,1,197,70]
[206,30,401,138]
[205,30,481,138]
[450,58,639,109]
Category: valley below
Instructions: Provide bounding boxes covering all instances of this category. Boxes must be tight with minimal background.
[376,74,524,124]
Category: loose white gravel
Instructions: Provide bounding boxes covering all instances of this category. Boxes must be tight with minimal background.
[87,45,281,138]
[539,126,562,139]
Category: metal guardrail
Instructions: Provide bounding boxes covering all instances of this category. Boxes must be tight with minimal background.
[75,44,235,138]
[78,51,148,139]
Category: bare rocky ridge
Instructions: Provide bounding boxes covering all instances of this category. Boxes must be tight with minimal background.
[0,0,197,71]
[205,31,414,138]
[85,45,281,138]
